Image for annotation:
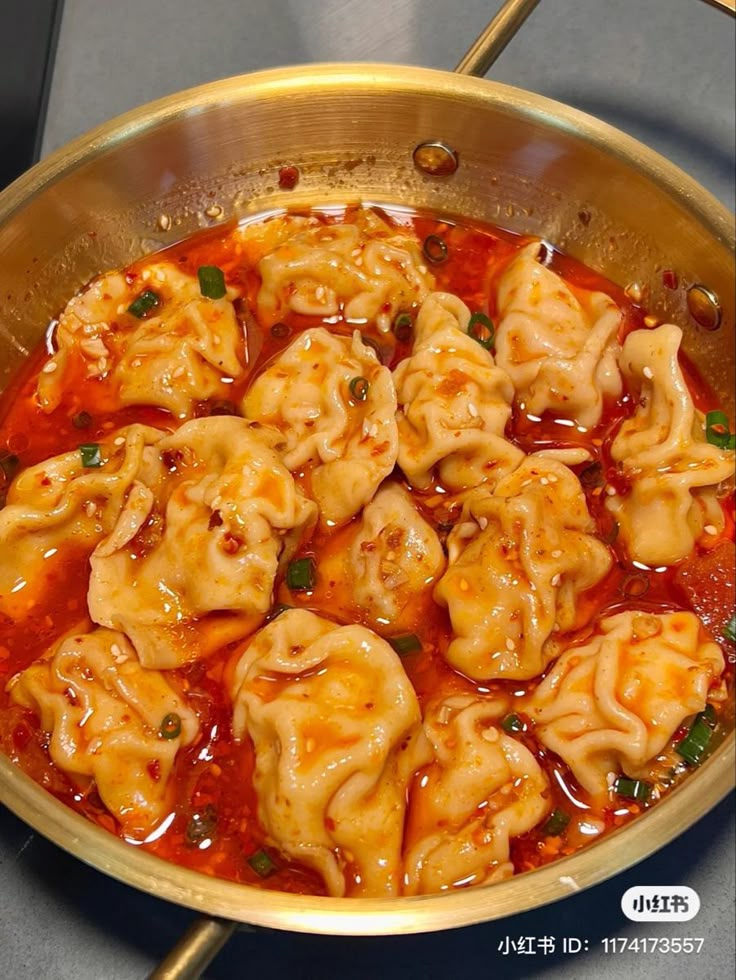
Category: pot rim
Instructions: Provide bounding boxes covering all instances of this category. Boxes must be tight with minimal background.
[0,63,733,934]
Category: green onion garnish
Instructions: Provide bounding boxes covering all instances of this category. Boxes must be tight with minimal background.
[467,312,495,351]
[724,612,736,644]
[79,443,103,468]
[705,410,736,450]
[247,849,278,878]
[270,322,291,339]
[71,411,92,430]
[675,712,715,766]
[286,557,316,591]
[127,289,160,318]
[185,804,217,845]
[613,776,652,802]
[579,462,604,489]
[542,808,570,836]
[388,634,422,656]
[701,703,717,727]
[159,712,182,740]
[198,265,227,300]
[392,313,413,343]
[501,713,525,734]
[621,573,649,598]
[423,234,448,265]
[349,376,370,402]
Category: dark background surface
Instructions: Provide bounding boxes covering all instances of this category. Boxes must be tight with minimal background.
[0,1,734,977]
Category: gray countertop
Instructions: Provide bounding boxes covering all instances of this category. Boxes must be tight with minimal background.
[3,1,735,978]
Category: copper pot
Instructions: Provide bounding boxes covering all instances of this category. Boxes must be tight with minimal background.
[0,0,733,967]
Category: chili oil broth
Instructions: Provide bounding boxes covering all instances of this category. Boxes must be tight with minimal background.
[0,206,733,894]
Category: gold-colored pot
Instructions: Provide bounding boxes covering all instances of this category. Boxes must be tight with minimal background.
[0,60,733,937]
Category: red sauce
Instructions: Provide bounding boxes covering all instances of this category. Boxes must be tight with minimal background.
[0,205,733,895]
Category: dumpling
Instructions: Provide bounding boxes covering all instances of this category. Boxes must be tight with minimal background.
[36,262,245,418]
[230,608,429,898]
[0,425,163,620]
[242,328,398,526]
[403,694,550,895]
[347,483,445,628]
[495,241,622,427]
[606,324,734,566]
[7,628,199,839]
[239,209,434,331]
[393,292,523,491]
[434,458,613,680]
[88,417,317,668]
[523,610,724,796]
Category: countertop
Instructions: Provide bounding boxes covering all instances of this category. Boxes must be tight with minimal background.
[2,1,734,978]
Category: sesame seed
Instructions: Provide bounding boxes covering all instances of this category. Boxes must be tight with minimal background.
[467,402,479,418]
[84,501,97,517]
[418,265,428,275]
[481,727,499,743]
[110,643,122,658]
[114,436,126,446]
[704,524,718,536]
[42,361,58,374]
[605,485,617,496]
[131,358,142,368]
[351,248,362,258]
[172,366,185,379]
[158,214,172,231]
[642,366,654,380]
[540,477,549,485]
[478,516,488,531]
[213,334,221,345]
[142,270,151,281]
[644,315,659,328]
[505,638,516,651]
[551,549,563,558]
[551,573,562,587]
[459,578,469,592]
[305,737,316,753]
[315,285,326,301]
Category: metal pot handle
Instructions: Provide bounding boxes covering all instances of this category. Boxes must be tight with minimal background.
[454,0,734,77]
[146,0,734,976]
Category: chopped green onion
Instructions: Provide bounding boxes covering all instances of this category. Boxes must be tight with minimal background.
[724,612,736,644]
[349,376,370,402]
[542,808,570,836]
[198,265,227,300]
[127,289,160,318]
[501,713,525,734]
[467,312,495,351]
[392,313,413,343]
[388,634,422,656]
[159,712,182,739]
[72,411,92,430]
[675,712,714,766]
[247,848,278,878]
[701,703,717,727]
[360,335,385,363]
[270,322,291,339]
[613,776,652,802]
[579,462,604,489]
[79,443,103,468]
[423,234,448,265]
[208,399,237,417]
[185,804,217,845]
[705,410,736,450]
[286,557,316,591]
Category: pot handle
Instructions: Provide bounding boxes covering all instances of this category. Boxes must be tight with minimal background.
[147,917,238,980]
[454,0,734,77]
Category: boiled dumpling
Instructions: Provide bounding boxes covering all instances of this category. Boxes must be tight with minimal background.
[231,608,429,897]
[393,292,523,491]
[36,262,245,418]
[0,425,163,620]
[495,241,622,427]
[242,328,398,526]
[348,482,445,628]
[434,457,612,680]
[88,417,317,668]
[523,610,724,796]
[403,694,550,894]
[606,324,734,566]
[239,209,434,331]
[7,628,198,838]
